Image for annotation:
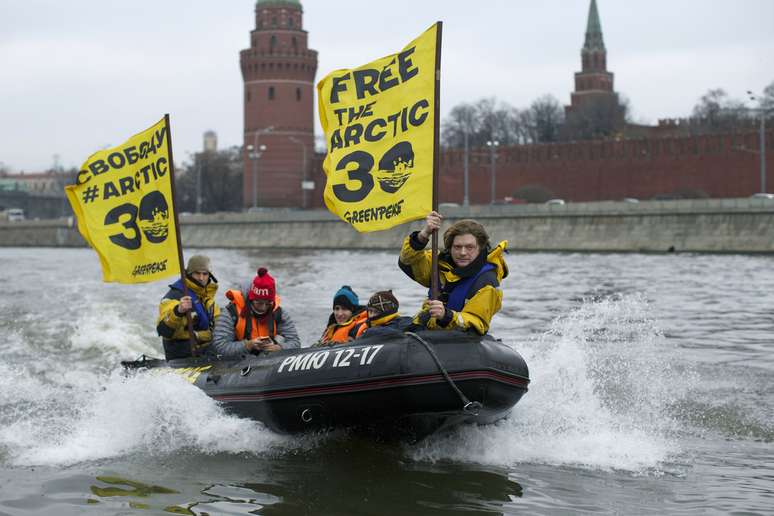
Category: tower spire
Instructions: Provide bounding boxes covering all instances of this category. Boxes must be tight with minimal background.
[583,0,605,53]
[563,0,624,140]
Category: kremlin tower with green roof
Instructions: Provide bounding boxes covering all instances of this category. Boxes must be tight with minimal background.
[564,0,626,139]
[240,0,317,207]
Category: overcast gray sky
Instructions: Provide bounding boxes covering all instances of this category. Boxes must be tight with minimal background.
[1,0,772,172]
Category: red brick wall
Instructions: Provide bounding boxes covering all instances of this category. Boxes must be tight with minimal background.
[436,130,774,204]
[306,130,773,207]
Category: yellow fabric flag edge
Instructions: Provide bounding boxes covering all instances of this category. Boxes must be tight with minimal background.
[64,116,181,284]
[316,22,440,234]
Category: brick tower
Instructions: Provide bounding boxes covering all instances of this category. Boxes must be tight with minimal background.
[564,0,625,139]
[240,0,318,208]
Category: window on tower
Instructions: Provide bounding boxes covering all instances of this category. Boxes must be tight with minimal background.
[269,86,275,100]
[292,37,298,53]
[296,88,301,101]
[270,35,277,54]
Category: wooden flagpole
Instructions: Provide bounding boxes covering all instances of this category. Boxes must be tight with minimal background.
[164,114,198,357]
[430,21,443,300]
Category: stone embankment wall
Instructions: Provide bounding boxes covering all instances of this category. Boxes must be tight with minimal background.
[2,198,773,253]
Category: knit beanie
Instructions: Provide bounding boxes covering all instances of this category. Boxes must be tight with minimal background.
[248,267,276,301]
[333,285,359,311]
[367,290,399,318]
[186,255,211,274]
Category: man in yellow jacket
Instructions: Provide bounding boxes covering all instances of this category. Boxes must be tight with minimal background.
[156,255,220,360]
[399,211,508,335]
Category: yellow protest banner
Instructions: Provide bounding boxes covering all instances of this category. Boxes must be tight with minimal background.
[317,22,441,232]
[65,117,181,283]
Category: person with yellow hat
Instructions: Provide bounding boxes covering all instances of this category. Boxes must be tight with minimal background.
[156,254,220,360]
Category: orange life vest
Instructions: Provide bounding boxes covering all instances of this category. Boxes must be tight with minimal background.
[225,289,281,340]
[355,312,400,338]
[322,310,367,344]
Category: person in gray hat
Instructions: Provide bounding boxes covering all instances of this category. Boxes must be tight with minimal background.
[156,254,220,360]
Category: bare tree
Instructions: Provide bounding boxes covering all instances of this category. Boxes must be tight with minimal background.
[691,88,752,132]
[618,93,633,123]
[441,102,478,148]
[444,90,633,146]
[759,80,774,116]
[442,98,527,148]
[177,146,244,213]
[491,106,522,146]
[472,98,504,145]
[523,95,564,143]
[692,88,730,123]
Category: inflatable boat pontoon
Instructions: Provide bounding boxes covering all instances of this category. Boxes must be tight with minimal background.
[122,331,530,440]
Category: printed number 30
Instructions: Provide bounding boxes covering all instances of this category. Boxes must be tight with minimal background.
[105,204,140,250]
[103,191,169,250]
[332,150,374,202]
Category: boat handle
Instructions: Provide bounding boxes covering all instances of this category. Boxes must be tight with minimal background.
[240,365,251,376]
[464,401,483,416]
[300,408,313,423]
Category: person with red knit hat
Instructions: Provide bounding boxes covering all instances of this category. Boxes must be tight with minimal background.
[212,267,300,357]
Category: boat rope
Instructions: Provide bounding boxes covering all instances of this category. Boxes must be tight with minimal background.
[405,332,483,416]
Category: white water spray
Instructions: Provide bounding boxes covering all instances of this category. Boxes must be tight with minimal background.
[412,294,691,472]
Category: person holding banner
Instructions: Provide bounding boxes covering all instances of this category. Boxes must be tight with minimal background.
[399,211,509,335]
[157,255,220,360]
[213,267,300,357]
[316,286,367,346]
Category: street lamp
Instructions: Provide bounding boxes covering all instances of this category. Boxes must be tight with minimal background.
[463,129,469,207]
[186,152,203,213]
[196,160,202,213]
[486,140,500,204]
[747,91,772,193]
[247,126,273,209]
[289,136,309,209]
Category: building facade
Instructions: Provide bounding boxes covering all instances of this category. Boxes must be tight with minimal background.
[240,0,318,208]
[245,0,771,209]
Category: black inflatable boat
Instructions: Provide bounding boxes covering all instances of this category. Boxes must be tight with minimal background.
[123,331,530,440]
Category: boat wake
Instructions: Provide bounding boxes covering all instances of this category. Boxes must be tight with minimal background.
[1,294,692,472]
[0,366,302,467]
[411,294,693,474]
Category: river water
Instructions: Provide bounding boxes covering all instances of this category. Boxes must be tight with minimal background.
[0,247,772,515]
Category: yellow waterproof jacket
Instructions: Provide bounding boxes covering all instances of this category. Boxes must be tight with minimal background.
[157,276,220,345]
[399,234,508,335]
